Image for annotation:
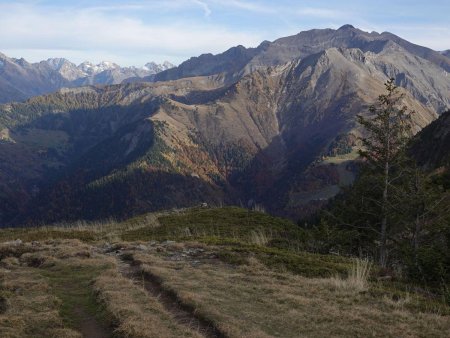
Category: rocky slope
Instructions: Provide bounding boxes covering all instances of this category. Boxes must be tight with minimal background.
[1,31,449,225]
[247,25,450,72]
[0,55,175,103]
[150,43,270,83]
[144,61,175,74]
[0,53,69,103]
[410,109,450,169]
[150,25,450,91]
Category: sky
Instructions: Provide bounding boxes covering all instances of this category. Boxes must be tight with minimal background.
[0,0,449,67]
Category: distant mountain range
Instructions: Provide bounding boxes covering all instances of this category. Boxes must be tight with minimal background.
[0,24,449,226]
[0,54,175,103]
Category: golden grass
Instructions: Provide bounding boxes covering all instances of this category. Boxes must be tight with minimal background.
[93,267,202,338]
[0,208,449,337]
[329,258,372,293]
[249,228,272,246]
[1,240,114,337]
[0,265,81,338]
[135,252,450,338]
[0,212,163,243]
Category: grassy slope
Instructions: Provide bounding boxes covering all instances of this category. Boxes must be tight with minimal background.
[136,252,449,338]
[0,240,106,338]
[39,259,112,334]
[0,263,81,338]
[0,207,449,337]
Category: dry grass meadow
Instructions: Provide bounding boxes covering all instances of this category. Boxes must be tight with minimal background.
[0,207,449,337]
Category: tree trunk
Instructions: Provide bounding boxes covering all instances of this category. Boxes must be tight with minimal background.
[413,212,420,266]
[380,158,389,268]
[413,172,423,269]
[413,201,424,269]
[380,198,388,267]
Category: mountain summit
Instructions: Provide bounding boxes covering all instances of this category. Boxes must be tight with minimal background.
[149,25,450,86]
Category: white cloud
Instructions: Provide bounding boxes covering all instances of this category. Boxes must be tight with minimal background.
[193,0,212,17]
[386,25,450,51]
[214,0,275,13]
[0,1,448,67]
[0,2,262,65]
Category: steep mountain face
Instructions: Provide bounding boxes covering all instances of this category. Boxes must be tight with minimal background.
[150,43,271,83]
[0,55,175,103]
[0,53,70,103]
[442,50,450,58]
[1,36,448,225]
[410,110,450,169]
[44,58,87,81]
[144,61,176,74]
[151,25,450,91]
[249,25,450,72]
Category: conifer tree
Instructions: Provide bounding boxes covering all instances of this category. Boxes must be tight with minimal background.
[357,78,413,267]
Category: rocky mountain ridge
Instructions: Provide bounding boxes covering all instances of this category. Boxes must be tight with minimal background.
[149,25,450,89]
[0,53,175,103]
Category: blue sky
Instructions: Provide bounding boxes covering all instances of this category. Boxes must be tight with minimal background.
[0,0,449,66]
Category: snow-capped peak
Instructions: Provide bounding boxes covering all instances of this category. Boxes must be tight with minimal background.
[162,61,175,69]
[97,61,120,70]
[45,58,72,71]
[77,61,120,76]
[142,61,175,74]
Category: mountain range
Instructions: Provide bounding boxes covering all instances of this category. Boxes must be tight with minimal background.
[0,24,449,226]
[149,25,450,86]
[0,54,175,103]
